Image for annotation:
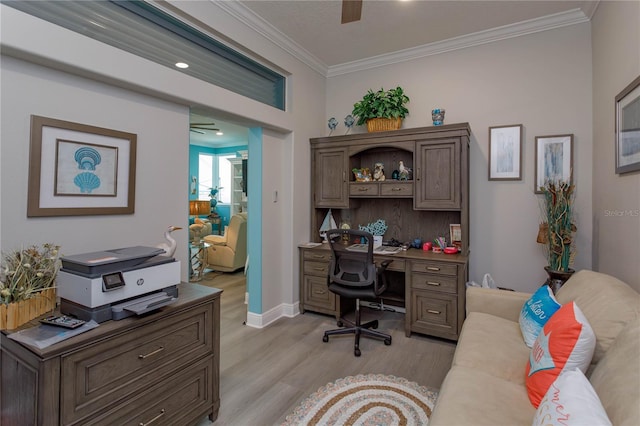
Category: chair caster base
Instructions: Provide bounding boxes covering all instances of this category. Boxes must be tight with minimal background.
[354,348,361,357]
[384,338,392,345]
[322,335,329,343]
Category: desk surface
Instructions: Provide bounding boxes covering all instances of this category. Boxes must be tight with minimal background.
[299,242,468,264]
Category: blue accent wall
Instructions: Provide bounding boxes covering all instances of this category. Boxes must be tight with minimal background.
[247,128,262,314]
[189,144,247,230]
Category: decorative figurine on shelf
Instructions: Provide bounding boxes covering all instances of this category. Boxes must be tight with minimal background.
[344,115,355,134]
[398,161,412,180]
[373,162,385,181]
[328,117,338,135]
[352,167,372,182]
[432,108,446,126]
[392,169,399,180]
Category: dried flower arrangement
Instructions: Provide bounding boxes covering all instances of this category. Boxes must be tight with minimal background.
[538,181,576,272]
[0,243,61,304]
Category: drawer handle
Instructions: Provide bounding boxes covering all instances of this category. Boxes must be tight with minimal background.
[314,290,326,295]
[427,281,441,286]
[358,187,369,192]
[426,266,440,271]
[427,309,441,315]
[312,254,325,259]
[391,187,402,191]
[313,267,325,271]
[138,346,165,359]
[139,409,165,426]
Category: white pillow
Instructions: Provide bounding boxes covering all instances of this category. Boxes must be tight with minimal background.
[520,285,562,347]
[532,369,611,426]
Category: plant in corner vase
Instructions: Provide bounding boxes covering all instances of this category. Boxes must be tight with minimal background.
[537,180,577,291]
[351,86,410,132]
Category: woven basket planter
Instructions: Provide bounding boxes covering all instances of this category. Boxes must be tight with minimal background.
[366,117,402,133]
[0,288,57,330]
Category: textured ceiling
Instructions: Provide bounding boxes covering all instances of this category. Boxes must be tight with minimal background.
[240,0,596,66]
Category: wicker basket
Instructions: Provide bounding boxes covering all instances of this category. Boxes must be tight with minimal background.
[0,288,57,330]
[366,117,402,133]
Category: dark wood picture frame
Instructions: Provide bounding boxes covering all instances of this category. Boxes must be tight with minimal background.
[27,115,137,217]
[615,75,640,174]
[488,124,523,180]
[534,134,573,194]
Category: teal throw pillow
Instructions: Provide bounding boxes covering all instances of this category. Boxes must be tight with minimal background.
[519,285,561,348]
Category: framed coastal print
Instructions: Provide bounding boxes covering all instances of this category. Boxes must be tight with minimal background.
[615,75,640,174]
[488,124,523,180]
[534,134,573,194]
[27,115,137,217]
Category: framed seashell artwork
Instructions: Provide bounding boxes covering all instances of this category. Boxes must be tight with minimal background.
[27,115,137,217]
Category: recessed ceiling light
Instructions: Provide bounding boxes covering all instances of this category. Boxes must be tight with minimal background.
[216,131,224,136]
[175,62,189,69]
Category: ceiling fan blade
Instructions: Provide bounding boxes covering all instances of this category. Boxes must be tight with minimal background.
[341,0,362,24]
[191,126,220,131]
[190,129,205,134]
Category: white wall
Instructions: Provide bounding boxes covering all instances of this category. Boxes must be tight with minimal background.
[326,24,594,292]
[591,1,640,291]
[0,3,326,316]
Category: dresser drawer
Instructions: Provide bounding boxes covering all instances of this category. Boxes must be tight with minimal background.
[85,356,214,425]
[349,183,379,197]
[411,260,458,276]
[304,260,329,276]
[410,289,457,340]
[303,249,332,262]
[61,303,213,425]
[379,182,413,197]
[411,272,457,294]
[302,274,335,312]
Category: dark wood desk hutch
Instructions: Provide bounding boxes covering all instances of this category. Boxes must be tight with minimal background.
[300,123,470,341]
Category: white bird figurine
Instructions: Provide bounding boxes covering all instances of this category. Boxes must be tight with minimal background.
[156,225,182,257]
[398,161,412,180]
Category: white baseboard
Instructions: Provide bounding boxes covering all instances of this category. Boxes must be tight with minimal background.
[245,302,300,328]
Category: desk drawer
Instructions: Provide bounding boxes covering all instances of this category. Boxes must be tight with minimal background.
[376,257,405,272]
[85,356,214,425]
[304,260,329,276]
[411,260,458,276]
[349,183,379,197]
[380,182,413,197]
[303,250,332,262]
[411,273,457,294]
[61,304,213,425]
[302,275,335,311]
[410,289,457,340]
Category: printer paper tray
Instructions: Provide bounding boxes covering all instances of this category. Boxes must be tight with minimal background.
[111,291,177,320]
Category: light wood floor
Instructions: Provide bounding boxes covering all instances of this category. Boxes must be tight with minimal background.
[196,271,456,426]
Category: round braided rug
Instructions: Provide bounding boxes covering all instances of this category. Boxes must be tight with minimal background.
[282,374,438,426]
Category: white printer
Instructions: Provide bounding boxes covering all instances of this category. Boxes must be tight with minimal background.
[57,246,181,323]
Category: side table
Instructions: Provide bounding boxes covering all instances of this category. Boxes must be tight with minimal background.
[208,215,222,235]
[189,240,210,281]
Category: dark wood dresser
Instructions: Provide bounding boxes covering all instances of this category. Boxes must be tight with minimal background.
[1,283,221,426]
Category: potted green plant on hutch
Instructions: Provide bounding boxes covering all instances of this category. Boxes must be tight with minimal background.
[352,86,410,132]
[537,180,577,293]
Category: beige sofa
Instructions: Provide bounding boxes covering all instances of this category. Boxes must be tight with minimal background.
[431,270,640,425]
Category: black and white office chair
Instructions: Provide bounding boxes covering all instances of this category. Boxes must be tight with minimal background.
[322,229,392,357]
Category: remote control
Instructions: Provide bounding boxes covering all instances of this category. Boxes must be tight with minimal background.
[40,315,86,329]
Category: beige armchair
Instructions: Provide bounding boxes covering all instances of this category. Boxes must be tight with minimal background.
[203,212,247,272]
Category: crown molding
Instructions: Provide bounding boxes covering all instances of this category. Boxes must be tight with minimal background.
[216,0,328,77]
[215,3,590,79]
[328,8,590,77]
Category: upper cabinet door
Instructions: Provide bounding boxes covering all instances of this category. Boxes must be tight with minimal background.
[414,139,461,210]
[313,147,349,208]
